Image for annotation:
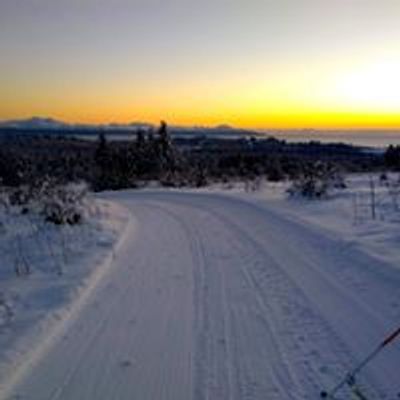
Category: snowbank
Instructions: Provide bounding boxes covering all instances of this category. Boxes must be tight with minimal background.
[187,173,400,269]
[0,198,133,391]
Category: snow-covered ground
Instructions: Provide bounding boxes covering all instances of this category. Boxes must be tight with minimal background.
[0,198,131,393]
[1,175,400,399]
[237,173,400,268]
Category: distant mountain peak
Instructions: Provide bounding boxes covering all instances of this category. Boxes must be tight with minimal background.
[0,116,262,139]
[0,116,154,131]
[0,116,68,130]
[214,124,234,130]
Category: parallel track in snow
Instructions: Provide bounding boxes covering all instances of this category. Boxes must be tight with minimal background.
[2,191,399,400]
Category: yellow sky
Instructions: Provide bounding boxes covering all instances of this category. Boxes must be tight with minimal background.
[1,1,400,129]
[3,56,399,129]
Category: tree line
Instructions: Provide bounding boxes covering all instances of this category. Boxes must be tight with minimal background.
[0,122,393,193]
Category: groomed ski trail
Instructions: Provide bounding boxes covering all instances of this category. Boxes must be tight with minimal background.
[2,191,400,400]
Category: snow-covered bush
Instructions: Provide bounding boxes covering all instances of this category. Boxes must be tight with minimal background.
[0,180,93,279]
[1,179,89,225]
[244,176,262,192]
[40,182,89,225]
[287,162,346,199]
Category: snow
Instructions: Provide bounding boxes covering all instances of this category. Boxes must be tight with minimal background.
[196,173,400,268]
[252,173,400,269]
[0,199,132,395]
[1,176,400,399]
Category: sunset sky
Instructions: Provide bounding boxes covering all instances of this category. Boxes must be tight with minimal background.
[1,0,400,129]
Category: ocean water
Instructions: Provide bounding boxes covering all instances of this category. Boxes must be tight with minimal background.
[74,130,400,149]
[270,131,400,149]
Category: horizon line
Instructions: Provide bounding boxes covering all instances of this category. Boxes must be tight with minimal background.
[1,115,400,133]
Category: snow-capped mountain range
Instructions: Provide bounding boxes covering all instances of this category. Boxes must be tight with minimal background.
[0,117,153,131]
[0,117,261,139]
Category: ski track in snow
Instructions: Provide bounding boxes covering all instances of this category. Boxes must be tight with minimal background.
[2,191,400,400]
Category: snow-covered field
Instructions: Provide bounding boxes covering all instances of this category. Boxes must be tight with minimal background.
[1,174,400,399]
[0,198,131,394]
[249,173,400,268]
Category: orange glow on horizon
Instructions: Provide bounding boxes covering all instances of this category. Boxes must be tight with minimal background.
[2,1,400,131]
[2,56,400,130]
[1,54,400,130]
[1,107,400,131]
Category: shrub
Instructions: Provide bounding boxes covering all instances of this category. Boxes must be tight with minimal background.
[288,162,345,199]
[41,182,89,225]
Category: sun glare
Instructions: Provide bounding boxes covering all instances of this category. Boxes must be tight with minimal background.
[335,59,400,112]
